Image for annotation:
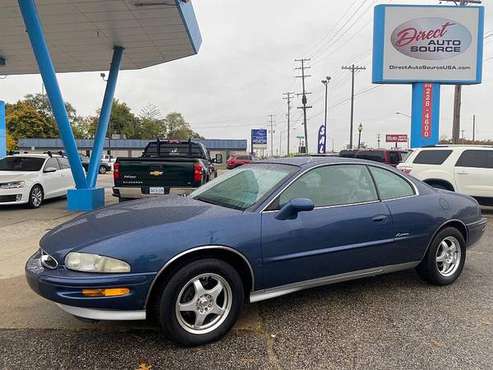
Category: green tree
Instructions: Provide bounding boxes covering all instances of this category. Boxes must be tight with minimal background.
[108,99,138,139]
[164,112,203,140]
[6,100,58,144]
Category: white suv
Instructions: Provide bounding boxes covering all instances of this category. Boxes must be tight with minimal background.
[397,146,493,205]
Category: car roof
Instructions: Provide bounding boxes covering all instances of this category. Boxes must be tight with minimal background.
[418,145,493,150]
[256,155,381,168]
[8,154,61,159]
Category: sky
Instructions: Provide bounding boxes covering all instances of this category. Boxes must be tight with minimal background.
[1,0,492,154]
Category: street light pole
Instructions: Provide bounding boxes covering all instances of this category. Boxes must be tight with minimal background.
[357,123,363,149]
[321,76,331,154]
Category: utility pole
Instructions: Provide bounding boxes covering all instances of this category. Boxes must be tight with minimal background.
[283,92,295,156]
[295,58,312,153]
[341,64,366,149]
[472,114,476,142]
[279,129,282,157]
[440,0,481,142]
[268,114,275,158]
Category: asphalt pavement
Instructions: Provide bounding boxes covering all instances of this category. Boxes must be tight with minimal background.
[0,178,492,369]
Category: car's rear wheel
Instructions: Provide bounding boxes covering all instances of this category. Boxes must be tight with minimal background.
[28,185,44,208]
[99,165,107,175]
[416,227,466,285]
[158,258,244,346]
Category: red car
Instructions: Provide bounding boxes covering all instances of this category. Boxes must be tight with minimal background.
[226,154,253,169]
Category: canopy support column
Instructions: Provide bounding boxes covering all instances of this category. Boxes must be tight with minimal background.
[87,47,124,188]
[18,0,87,189]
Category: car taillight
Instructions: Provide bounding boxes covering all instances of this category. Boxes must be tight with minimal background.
[113,162,120,181]
[194,163,203,183]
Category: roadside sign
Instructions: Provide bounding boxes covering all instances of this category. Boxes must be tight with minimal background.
[251,129,267,145]
[317,125,326,154]
[373,4,484,84]
[386,134,408,143]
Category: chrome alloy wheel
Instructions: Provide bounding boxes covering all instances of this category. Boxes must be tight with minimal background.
[175,273,232,335]
[435,236,461,277]
[31,186,43,207]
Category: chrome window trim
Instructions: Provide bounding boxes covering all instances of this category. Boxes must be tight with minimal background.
[249,261,420,303]
[262,199,382,214]
[260,162,419,213]
[144,245,255,308]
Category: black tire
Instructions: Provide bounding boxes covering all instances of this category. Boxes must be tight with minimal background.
[416,227,466,285]
[28,185,44,209]
[157,258,244,346]
[99,165,107,175]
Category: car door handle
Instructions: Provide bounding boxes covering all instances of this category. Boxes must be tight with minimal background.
[372,215,388,223]
[456,171,469,175]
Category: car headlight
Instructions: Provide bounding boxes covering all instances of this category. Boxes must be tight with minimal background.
[0,181,25,189]
[65,252,131,273]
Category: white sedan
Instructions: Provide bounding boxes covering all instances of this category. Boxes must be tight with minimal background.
[0,154,75,208]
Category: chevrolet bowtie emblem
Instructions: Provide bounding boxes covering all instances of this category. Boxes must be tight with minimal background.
[149,170,163,176]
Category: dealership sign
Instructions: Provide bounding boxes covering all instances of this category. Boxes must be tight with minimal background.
[251,128,267,149]
[386,134,408,143]
[373,5,484,84]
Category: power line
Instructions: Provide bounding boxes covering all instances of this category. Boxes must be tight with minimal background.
[341,64,366,149]
[304,0,363,58]
[309,0,371,61]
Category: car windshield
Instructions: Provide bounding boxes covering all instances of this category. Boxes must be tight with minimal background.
[0,157,45,171]
[190,164,296,210]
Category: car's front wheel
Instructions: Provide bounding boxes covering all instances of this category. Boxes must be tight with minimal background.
[158,258,244,346]
[28,185,44,208]
[416,227,466,285]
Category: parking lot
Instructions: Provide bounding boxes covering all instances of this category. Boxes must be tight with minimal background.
[0,174,492,369]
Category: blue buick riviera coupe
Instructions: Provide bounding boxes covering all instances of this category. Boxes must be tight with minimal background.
[26,157,486,346]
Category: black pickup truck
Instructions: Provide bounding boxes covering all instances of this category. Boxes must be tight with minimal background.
[112,140,222,201]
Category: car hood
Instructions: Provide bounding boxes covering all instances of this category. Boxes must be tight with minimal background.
[0,171,37,182]
[40,195,240,258]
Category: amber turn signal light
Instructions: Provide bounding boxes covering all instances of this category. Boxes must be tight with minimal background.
[82,288,130,297]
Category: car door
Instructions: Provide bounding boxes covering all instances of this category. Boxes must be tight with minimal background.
[57,157,74,191]
[260,164,395,289]
[42,158,62,198]
[454,149,493,198]
[368,165,433,263]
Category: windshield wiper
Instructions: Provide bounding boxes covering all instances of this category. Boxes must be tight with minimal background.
[194,196,245,211]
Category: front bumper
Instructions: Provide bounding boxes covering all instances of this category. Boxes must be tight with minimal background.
[0,187,29,205]
[25,250,155,320]
[113,186,195,199]
[466,217,488,247]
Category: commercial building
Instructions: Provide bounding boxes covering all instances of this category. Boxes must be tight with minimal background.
[18,138,248,161]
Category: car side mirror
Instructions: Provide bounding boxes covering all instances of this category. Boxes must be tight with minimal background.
[214,153,223,164]
[44,167,57,173]
[275,198,315,220]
